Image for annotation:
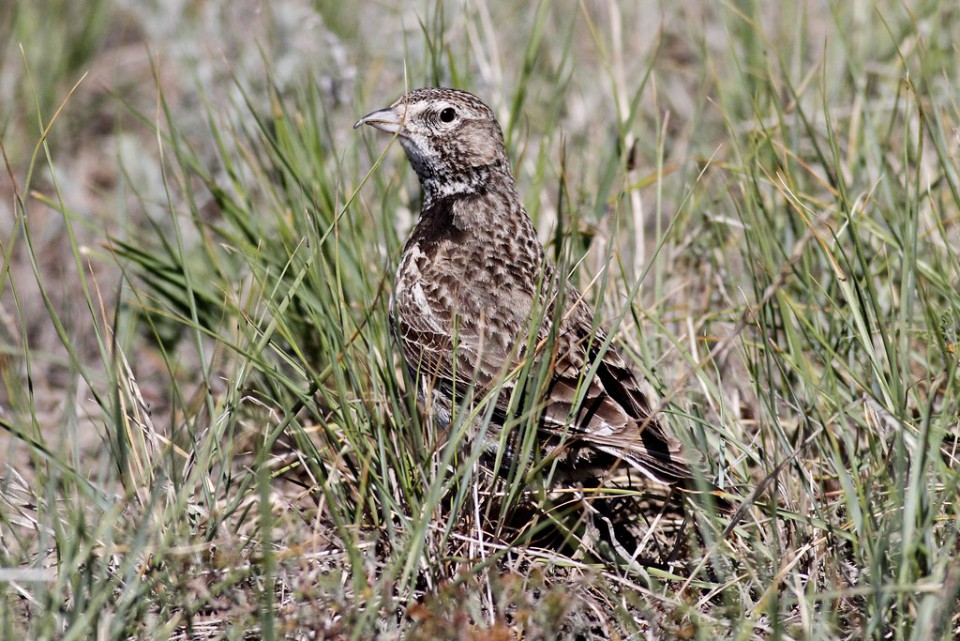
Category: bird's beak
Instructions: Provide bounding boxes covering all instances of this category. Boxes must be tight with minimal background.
[353,104,405,134]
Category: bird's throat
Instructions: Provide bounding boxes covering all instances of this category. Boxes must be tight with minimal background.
[417,161,513,210]
[417,171,522,238]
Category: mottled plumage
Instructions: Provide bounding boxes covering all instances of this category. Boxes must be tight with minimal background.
[355,88,691,484]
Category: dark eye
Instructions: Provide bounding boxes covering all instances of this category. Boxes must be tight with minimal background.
[439,107,456,123]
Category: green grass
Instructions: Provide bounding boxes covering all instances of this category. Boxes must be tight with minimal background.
[2,0,959,639]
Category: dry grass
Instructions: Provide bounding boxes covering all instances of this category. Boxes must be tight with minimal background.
[2,0,959,639]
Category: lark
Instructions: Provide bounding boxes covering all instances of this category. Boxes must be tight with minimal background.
[355,88,692,485]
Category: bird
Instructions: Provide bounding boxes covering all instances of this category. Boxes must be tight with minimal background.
[354,88,693,486]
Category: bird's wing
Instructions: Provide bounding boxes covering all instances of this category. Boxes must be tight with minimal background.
[536,300,693,483]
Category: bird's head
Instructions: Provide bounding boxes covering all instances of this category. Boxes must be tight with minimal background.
[354,88,511,204]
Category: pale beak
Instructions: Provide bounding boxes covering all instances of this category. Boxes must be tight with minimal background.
[353,105,405,134]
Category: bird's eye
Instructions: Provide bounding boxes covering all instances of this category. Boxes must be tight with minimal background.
[439,107,456,123]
